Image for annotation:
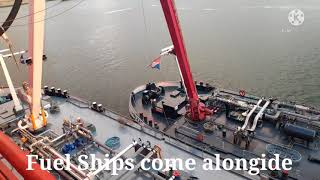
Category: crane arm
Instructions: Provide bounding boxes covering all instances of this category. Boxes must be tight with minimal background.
[160,0,198,101]
[27,0,47,130]
[160,0,211,121]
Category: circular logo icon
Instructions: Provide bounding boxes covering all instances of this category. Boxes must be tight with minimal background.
[288,9,304,26]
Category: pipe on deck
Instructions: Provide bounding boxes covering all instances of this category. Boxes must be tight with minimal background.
[119,148,156,180]
[0,131,55,180]
[109,146,146,180]
[45,146,87,178]
[248,100,271,131]
[241,99,262,130]
[87,141,138,179]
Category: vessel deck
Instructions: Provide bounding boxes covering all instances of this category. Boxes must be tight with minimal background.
[129,81,320,180]
[0,88,243,180]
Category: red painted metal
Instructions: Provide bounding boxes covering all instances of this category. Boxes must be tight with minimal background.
[160,0,212,121]
[0,160,18,180]
[0,131,55,180]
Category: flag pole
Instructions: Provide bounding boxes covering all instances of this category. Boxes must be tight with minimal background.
[175,56,187,96]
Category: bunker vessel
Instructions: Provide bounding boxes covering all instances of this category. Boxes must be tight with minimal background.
[0,0,319,180]
[0,0,219,179]
[129,1,320,180]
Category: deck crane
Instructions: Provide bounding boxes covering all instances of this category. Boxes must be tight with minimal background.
[18,0,47,131]
[159,0,212,121]
[0,0,55,179]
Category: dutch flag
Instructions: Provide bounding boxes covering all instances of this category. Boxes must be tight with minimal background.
[149,56,161,70]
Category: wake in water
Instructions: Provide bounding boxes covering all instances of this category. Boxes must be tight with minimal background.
[104,8,133,15]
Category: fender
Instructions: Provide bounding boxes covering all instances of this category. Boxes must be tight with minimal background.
[0,0,22,36]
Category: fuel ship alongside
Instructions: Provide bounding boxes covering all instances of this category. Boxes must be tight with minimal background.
[129,1,320,180]
[0,0,319,180]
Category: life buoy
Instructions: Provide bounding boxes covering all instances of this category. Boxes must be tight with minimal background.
[239,90,246,97]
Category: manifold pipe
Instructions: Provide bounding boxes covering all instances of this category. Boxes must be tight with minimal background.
[282,110,319,121]
[45,146,87,178]
[55,169,74,180]
[109,145,146,180]
[0,131,55,180]
[37,149,82,180]
[265,111,281,120]
[50,133,66,144]
[86,141,138,179]
[216,97,249,108]
[51,156,84,180]
[78,126,92,135]
[216,97,284,121]
[118,147,156,180]
[279,102,320,115]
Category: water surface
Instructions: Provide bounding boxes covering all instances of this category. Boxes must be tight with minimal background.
[0,0,320,115]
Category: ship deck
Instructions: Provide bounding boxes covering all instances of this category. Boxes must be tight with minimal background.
[0,87,244,180]
[129,81,320,180]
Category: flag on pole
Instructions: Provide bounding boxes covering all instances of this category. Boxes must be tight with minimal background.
[149,56,161,70]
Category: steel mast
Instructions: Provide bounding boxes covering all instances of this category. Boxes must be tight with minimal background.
[159,0,211,121]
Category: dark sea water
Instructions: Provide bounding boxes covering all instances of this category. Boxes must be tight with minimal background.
[0,0,320,115]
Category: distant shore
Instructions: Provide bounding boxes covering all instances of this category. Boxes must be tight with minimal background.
[0,0,28,8]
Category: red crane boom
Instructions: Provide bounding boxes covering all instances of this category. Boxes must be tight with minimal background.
[160,0,211,121]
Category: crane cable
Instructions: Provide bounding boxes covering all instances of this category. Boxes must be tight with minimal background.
[1,0,86,29]
[0,0,64,24]
[0,32,20,69]
[0,0,22,36]
[0,0,85,68]
[140,0,151,61]
[0,0,22,69]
